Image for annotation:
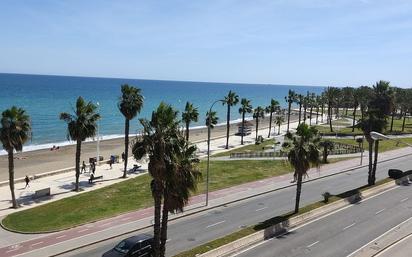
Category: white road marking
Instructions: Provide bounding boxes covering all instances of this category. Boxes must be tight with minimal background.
[255,207,267,212]
[206,220,225,228]
[401,197,409,202]
[98,222,112,227]
[375,208,385,215]
[121,217,132,221]
[6,249,19,253]
[307,241,319,248]
[346,216,412,257]
[78,229,89,233]
[30,241,43,247]
[56,235,66,239]
[343,222,356,231]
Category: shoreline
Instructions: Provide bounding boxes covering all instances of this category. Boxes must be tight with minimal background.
[0,115,297,182]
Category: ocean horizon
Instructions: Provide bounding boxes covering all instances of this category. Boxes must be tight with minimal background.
[0,73,325,154]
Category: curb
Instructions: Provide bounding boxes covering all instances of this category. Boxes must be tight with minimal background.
[198,179,399,257]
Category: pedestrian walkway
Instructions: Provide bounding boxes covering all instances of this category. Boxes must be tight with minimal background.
[1,114,412,256]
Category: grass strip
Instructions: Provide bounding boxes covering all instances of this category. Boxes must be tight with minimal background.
[212,139,276,157]
[173,178,393,257]
[2,160,293,232]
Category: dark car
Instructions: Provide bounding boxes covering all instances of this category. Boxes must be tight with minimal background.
[102,234,153,257]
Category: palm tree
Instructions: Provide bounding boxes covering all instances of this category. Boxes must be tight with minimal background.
[238,98,253,145]
[159,136,201,256]
[222,90,239,149]
[296,94,304,124]
[275,115,285,135]
[253,106,265,141]
[282,123,320,213]
[285,90,297,132]
[308,93,316,126]
[315,95,321,124]
[0,107,31,208]
[205,111,219,129]
[181,102,199,141]
[324,87,340,132]
[132,102,181,257]
[60,97,100,192]
[265,99,280,138]
[358,81,393,185]
[352,88,361,132]
[319,140,334,163]
[118,84,144,178]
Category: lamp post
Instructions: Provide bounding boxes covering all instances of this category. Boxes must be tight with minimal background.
[370,131,412,147]
[206,99,224,206]
[96,102,100,166]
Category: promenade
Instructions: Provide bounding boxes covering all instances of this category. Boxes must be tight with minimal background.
[1,115,411,257]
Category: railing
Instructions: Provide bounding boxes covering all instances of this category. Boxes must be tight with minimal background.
[229,142,362,159]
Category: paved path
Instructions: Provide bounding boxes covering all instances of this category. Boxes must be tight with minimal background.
[0,114,411,256]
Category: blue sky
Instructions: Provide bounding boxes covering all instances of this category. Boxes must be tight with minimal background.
[1,0,411,87]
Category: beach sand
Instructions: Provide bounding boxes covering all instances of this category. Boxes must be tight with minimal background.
[0,115,297,182]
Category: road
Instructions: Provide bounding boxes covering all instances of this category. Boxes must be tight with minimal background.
[235,183,412,257]
[57,155,412,257]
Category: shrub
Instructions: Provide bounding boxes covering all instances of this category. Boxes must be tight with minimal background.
[322,192,331,203]
[388,169,403,179]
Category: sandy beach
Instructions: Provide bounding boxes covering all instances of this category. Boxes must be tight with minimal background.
[0,115,298,182]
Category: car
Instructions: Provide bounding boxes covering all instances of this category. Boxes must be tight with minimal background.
[102,234,154,257]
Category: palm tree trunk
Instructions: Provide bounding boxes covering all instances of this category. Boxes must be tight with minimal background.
[321,103,324,122]
[241,112,245,145]
[294,171,303,214]
[268,111,273,138]
[345,107,348,116]
[153,180,162,257]
[278,124,281,135]
[390,112,395,132]
[352,108,357,132]
[371,140,379,185]
[298,103,302,124]
[402,111,406,132]
[255,118,259,141]
[328,105,333,132]
[309,106,313,126]
[226,105,230,149]
[8,150,18,208]
[75,140,81,192]
[287,102,291,132]
[303,105,306,124]
[159,193,169,257]
[185,122,190,141]
[316,106,319,124]
[367,137,374,186]
[123,119,130,178]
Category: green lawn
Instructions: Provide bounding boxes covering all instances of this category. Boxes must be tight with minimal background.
[3,160,293,232]
[212,139,276,157]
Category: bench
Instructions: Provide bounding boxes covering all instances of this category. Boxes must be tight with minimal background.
[33,188,51,199]
[88,175,103,184]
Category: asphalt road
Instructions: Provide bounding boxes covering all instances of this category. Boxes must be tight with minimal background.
[59,155,412,257]
[235,184,412,257]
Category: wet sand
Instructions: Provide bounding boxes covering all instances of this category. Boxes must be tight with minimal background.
[0,115,297,182]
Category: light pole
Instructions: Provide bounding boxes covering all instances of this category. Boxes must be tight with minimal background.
[96,102,100,166]
[370,131,412,147]
[206,99,224,206]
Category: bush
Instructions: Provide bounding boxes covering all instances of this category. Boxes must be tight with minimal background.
[322,192,331,203]
[388,169,403,179]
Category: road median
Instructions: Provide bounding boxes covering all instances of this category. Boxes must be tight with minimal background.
[174,177,400,257]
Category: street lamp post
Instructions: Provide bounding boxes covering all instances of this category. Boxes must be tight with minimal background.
[370,131,412,147]
[206,99,224,206]
[96,102,100,166]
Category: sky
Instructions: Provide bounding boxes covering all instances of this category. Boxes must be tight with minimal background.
[0,0,412,87]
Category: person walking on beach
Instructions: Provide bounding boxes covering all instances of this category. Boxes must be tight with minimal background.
[24,175,30,188]
[81,161,86,173]
[121,152,125,162]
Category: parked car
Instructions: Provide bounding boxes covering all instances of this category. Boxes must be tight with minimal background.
[102,234,153,257]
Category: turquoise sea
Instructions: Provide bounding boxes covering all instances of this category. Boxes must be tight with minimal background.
[0,73,324,152]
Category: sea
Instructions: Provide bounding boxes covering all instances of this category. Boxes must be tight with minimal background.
[0,73,325,154]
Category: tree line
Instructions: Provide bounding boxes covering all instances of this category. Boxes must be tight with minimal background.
[1,81,411,256]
